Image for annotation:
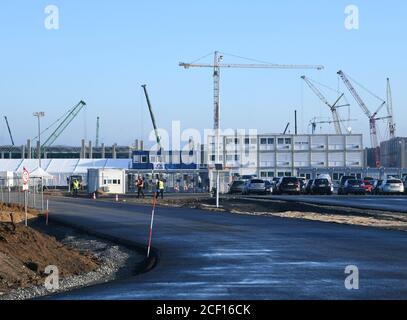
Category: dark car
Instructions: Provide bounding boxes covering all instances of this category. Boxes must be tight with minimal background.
[229,180,247,194]
[304,179,314,194]
[342,179,366,195]
[311,178,333,195]
[274,177,301,195]
[337,175,356,195]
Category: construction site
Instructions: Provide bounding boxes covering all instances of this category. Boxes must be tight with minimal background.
[1,1,407,308]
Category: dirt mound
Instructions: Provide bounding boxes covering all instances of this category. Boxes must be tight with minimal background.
[0,203,38,224]
[0,222,99,293]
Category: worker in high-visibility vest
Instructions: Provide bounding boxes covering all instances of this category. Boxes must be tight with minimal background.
[73,179,80,197]
[156,178,165,199]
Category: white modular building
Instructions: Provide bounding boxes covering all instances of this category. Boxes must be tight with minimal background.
[87,168,127,195]
[206,133,364,183]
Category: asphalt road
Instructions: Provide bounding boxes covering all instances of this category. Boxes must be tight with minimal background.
[246,194,407,213]
[44,196,407,300]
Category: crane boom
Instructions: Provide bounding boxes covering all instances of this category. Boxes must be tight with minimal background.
[337,70,386,167]
[95,116,100,148]
[386,78,396,139]
[301,76,349,134]
[42,100,86,149]
[180,63,325,70]
[337,71,372,119]
[4,116,15,146]
[180,51,324,133]
[141,85,162,152]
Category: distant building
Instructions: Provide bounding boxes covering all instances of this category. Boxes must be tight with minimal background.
[380,137,407,168]
[206,133,365,180]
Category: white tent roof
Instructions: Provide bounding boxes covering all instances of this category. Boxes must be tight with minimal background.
[29,167,54,179]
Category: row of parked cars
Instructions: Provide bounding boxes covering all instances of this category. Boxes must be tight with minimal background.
[229,175,407,196]
[229,177,310,195]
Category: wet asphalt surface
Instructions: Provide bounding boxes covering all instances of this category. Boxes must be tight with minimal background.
[248,194,407,213]
[44,196,407,300]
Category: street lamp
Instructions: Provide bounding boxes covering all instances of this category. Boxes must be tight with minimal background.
[33,112,45,168]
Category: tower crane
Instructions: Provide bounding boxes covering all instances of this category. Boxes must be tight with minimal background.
[180,51,324,133]
[41,100,87,151]
[142,85,162,152]
[180,51,324,208]
[386,78,396,139]
[337,70,389,167]
[301,76,349,134]
[3,116,15,146]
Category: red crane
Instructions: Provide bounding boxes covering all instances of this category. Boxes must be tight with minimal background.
[337,70,388,168]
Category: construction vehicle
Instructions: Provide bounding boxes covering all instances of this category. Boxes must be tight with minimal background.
[301,76,350,134]
[337,71,389,167]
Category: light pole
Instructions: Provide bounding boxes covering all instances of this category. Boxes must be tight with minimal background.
[33,112,45,168]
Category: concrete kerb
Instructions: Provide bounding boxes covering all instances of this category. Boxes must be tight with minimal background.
[34,214,159,276]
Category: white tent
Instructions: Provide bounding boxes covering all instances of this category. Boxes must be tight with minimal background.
[29,167,54,179]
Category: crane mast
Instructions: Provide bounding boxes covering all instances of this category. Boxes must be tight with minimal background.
[3,116,15,146]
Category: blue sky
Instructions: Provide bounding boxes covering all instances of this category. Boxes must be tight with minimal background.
[0,0,406,147]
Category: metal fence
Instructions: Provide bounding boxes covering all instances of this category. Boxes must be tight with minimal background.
[0,177,45,212]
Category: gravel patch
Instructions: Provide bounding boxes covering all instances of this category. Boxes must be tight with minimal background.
[0,221,145,300]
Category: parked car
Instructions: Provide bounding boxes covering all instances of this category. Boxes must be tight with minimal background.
[304,179,314,194]
[264,180,273,194]
[274,177,301,195]
[229,180,247,194]
[337,175,356,195]
[271,177,280,188]
[298,177,307,193]
[372,180,383,195]
[311,178,333,195]
[342,179,366,195]
[362,180,373,194]
[403,176,407,193]
[246,179,267,195]
[378,179,405,195]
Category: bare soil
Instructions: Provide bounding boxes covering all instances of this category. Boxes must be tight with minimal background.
[0,204,99,294]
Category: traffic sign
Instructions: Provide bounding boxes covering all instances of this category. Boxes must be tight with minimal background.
[22,168,29,183]
[22,168,29,190]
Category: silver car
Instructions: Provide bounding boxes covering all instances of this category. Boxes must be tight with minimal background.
[379,179,405,194]
[246,179,267,195]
